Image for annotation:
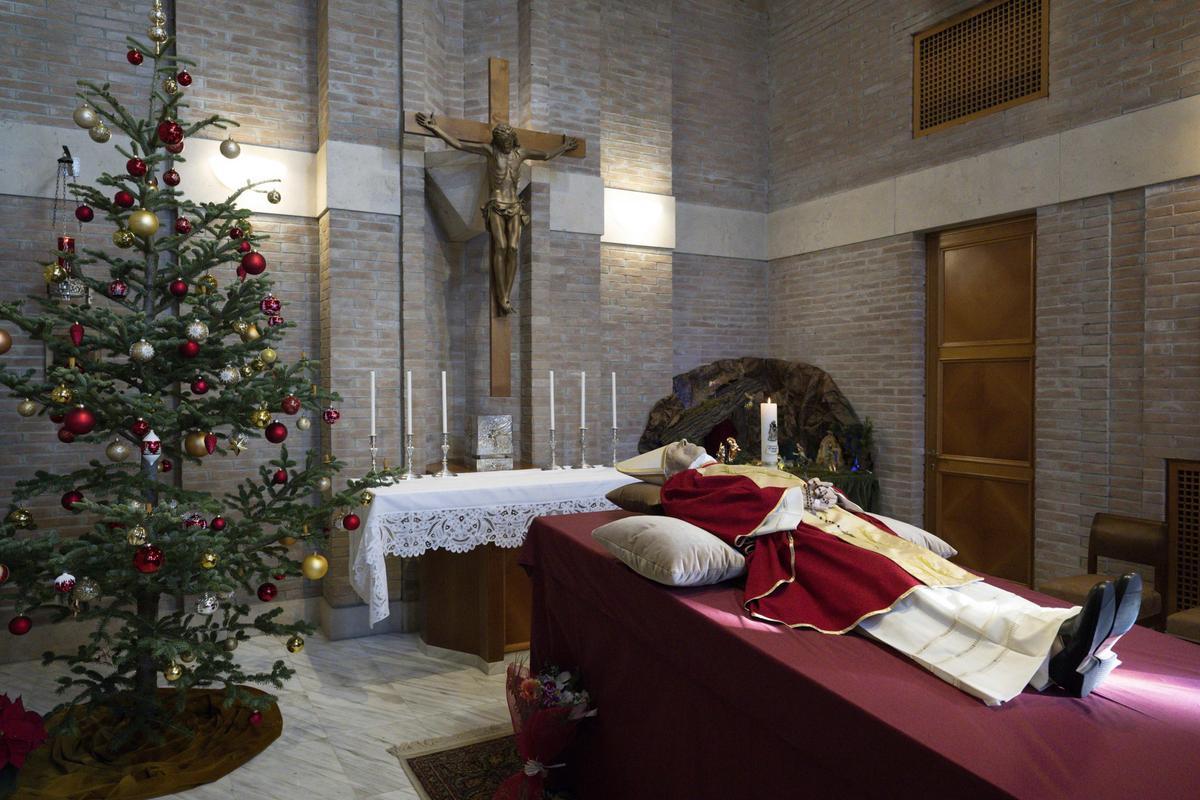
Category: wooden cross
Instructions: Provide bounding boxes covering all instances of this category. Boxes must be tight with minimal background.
[404,57,587,398]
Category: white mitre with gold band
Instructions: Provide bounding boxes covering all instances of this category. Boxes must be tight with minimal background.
[616,440,715,485]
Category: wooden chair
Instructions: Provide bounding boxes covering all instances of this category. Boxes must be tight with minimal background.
[1167,607,1200,644]
[1039,512,1168,630]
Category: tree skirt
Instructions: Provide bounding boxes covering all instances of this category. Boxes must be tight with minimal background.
[389,724,521,800]
[10,688,280,800]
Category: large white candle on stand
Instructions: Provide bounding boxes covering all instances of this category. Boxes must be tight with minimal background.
[405,370,413,433]
[549,370,556,429]
[369,371,376,436]
[760,398,779,466]
[580,371,586,428]
[611,372,617,429]
[441,370,448,434]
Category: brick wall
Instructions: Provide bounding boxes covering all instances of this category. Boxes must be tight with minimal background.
[768,0,1200,210]
[672,253,769,374]
[767,234,927,523]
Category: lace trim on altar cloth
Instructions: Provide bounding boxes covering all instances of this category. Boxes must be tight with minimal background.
[350,496,618,626]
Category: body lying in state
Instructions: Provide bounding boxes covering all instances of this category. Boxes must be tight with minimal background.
[609,441,1141,706]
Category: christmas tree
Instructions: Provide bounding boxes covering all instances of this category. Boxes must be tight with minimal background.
[0,1,386,750]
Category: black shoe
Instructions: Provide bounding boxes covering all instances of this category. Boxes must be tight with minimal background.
[1050,580,1116,695]
[1097,572,1142,657]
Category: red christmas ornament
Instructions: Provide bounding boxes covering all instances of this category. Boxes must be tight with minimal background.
[175,217,192,235]
[342,513,361,531]
[155,120,184,145]
[69,321,84,346]
[322,408,341,425]
[54,572,76,593]
[184,513,207,529]
[265,421,288,444]
[280,395,301,415]
[108,279,129,299]
[131,418,151,437]
[114,190,135,208]
[267,315,284,327]
[256,583,278,602]
[126,158,147,178]
[178,341,200,359]
[237,240,252,254]
[204,432,218,454]
[272,469,288,485]
[57,428,76,444]
[49,412,65,423]
[163,169,180,186]
[75,204,94,222]
[166,140,185,155]
[176,70,192,86]
[248,710,263,727]
[211,516,227,531]
[133,544,164,574]
[159,458,173,473]
[241,252,266,275]
[260,294,282,314]
[190,376,210,395]
[236,265,247,281]
[0,563,8,584]
[229,227,244,240]
[61,490,84,511]
[64,406,96,435]
[126,49,144,65]
[169,278,188,297]
[8,616,32,636]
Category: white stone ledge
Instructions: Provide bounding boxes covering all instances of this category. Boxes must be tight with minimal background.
[768,93,1200,260]
[602,187,676,249]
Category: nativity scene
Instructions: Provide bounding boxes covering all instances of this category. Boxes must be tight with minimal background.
[0,1,1197,799]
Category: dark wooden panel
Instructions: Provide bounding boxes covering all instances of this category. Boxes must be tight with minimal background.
[939,473,1032,583]
[942,237,1033,345]
[504,546,532,652]
[941,359,1032,462]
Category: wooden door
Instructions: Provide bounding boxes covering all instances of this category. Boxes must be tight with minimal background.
[925,217,1035,584]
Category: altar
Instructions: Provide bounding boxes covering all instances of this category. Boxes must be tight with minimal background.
[349,467,635,668]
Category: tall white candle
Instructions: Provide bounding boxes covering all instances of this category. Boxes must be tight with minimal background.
[580,371,586,428]
[549,370,556,429]
[369,370,377,436]
[405,370,413,433]
[760,398,779,466]
[441,370,448,434]
[611,372,617,429]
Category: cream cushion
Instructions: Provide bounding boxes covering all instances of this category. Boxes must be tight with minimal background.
[869,514,959,559]
[593,515,745,587]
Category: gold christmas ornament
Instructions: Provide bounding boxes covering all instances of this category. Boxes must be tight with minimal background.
[250,408,271,428]
[44,263,69,284]
[200,552,218,569]
[267,189,281,204]
[49,384,73,404]
[231,320,250,336]
[359,490,374,506]
[112,229,136,249]
[179,650,195,663]
[296,416,312,431]
[260,347,277,364]
[240,323,261,343]
[223,637,239,652]
[162,77,179,95]
[278,535,297,546]
[183,430,210,457]
[185,320,209,342]
[250,357,267,373]
[218,365,240,385]
[147,177,159,190]
[0,328,12,355]
[196,274,219,295]
[285,635,305,654]
[17,398,38,417]
[5,508,34,529]
[301,553,329,581]
[128,209,159,238]
[163,663,183,682]
[229,434,248,454]
[72,104,99,128]
[241,221,253,236]
[240,364,254,379]
[129,339,156,362]
[88,122,111,143]
[316,476,332,492]
[106,440,133,462]
[219,138,241,159]
[126,525,148,546]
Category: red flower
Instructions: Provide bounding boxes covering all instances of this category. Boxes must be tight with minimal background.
[0,694,48,770]
[519,678,542,703]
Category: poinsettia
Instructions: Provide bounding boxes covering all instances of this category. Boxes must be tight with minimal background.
[0,694,47,770]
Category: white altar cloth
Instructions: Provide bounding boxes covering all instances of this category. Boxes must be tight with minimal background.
[350,467,637,625]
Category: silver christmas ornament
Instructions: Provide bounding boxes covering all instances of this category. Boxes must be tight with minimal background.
[16,398,38,417]
[106,440,133,462]
[129,339,155,362]
[223,636,239,652]
[296,416,312,431]
[127,498,146,515]
[218,364,240,385]
[71,577,101,602]
[267,190,281,204]
[316,476,332,492]
[185,319,209,343]
[88,122,111,143]
[195,592,219,615]
[72,104,98,129]
[219,138,241,159]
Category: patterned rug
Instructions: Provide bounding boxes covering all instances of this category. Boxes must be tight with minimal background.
[390,724,521,800]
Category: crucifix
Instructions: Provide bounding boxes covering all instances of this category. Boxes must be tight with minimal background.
[405,57,586,397]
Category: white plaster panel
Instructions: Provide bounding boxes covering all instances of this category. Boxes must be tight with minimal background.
[601,187,676,249]
[537,166,604,235]
[768,180,895,260]
[322,140,402,216]
[895,134,1060,233]
[675,202,767,260]
[1060,93,1200,201]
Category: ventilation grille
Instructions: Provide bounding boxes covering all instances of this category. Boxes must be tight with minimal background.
[1169,460,1200,612]
[914,0,1048,137]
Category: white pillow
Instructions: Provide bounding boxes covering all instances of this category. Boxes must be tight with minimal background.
[868,513,958,559]
[592,516,746,587]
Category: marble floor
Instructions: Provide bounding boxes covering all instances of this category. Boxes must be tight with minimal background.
[0,633,514,799]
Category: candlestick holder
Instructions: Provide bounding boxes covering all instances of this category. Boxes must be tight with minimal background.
[400,432,420,480]
[578,426,590,469]
[436,432,456,477]
[611,426,618,467]
[368,434,378,474]
[543,427,564,470]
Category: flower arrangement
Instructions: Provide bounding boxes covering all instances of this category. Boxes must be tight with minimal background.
[0,694,48,797]
[494,663,595,800]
